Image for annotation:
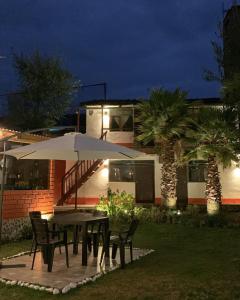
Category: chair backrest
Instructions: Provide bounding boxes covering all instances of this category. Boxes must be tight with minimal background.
[126,219,139,240]
[31,218,49,244]
[29,211,41,220]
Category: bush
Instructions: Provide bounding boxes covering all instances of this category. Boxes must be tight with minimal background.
[20,224,33,240]
[97,189,134,216]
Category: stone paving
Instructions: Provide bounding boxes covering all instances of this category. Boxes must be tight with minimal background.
[0,245,153,294]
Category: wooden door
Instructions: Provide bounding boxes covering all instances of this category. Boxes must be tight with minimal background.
[135,161,154,203]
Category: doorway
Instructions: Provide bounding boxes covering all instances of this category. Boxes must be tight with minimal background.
[135,161,155,203]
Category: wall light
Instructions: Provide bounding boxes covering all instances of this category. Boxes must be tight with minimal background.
[233,167,240,177]
[103,109,110,128]
[41,213,53,220]
[103,159,109,167]
[101,168,109,178]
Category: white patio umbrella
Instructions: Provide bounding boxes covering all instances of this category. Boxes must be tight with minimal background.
[3,132,142,160]
[2,132,143,209]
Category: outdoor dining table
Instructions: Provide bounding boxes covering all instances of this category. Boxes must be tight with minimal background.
[51,212,109,266]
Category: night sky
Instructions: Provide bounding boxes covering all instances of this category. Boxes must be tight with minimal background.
[0,1,235,103]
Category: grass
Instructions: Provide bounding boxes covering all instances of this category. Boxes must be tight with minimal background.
[1,223,240,299]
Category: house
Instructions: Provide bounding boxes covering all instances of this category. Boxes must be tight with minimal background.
[2,96,240,240]
[56,98,240,210]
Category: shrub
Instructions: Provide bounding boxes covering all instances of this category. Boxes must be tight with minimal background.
[97,189,134,216]
[20,224,33,240]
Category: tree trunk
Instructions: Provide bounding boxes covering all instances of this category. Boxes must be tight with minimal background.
[160,140,177,208]
[206,155,222,215]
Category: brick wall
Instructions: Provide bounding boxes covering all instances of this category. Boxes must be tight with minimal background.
[3,160,65,220]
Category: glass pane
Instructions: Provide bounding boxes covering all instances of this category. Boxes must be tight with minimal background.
[0,142,49,190]
[188,160,207,182]
[109,108,133,132]
[109,160,135,182]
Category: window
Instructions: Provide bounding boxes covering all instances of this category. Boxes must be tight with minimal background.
[188,160,207,182]
[109,108,133,132]
[0,142,49,190]
[109,160,135,182]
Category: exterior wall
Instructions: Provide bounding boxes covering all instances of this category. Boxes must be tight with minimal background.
[66,154,162,205]
[75,106,240,207]
[188,165,240,205]
[86,108,102,138]
[68,156,240,206]
[3,160,63,220]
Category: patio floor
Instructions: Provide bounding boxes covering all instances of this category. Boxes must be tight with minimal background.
[0,244,152,293]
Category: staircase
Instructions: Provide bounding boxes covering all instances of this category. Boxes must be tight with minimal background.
[57,132,107,206]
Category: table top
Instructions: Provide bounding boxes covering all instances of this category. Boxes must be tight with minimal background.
[51,212,109,226]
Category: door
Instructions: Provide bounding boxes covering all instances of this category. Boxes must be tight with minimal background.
[135,161,155,203]
[176,165,188,209]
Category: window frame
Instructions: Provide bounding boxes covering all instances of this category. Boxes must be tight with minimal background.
[188,160,207,183]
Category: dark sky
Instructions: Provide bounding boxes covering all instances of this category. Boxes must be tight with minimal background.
[0,0,235,102]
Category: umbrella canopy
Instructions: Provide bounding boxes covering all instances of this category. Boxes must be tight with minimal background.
[3,132,142,160]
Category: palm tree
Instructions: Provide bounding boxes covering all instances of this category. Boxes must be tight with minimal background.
[185,107,238,215]
[136,88,190,208]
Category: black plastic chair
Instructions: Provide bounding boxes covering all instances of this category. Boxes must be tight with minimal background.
[87,222,104,257]
[29,211,42,256]
[87,211,106,257]
[100,219,139,268]
[31,218,69,272]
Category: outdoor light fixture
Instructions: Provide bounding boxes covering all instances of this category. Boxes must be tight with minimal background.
[41,213,52,220]
[103,159,109,167]
[101,168,109,178]
[103,109,110,129]
[233,166,240,177]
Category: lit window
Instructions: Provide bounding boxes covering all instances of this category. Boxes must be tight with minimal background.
[109,108,133,132]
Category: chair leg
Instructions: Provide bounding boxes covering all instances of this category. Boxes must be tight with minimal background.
[87,236,92,252]
[129,241,133,262]
[119,243,125,269]
[58,232,62,254]
[112,243,118,259]
[100,246,105,265]
[31,244,38,270]
[65,244,69,268]
[93,233,99,257]
[47,246,55,272]
[29,238,35,256]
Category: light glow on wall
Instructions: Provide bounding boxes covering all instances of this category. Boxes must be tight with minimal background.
[103,159,109,167]
[101,167,109,178]
[41,213,53,220]
[103,109,110,129]
[233,167,240,177]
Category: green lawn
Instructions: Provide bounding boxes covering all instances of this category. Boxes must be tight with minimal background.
[1,223,240,299]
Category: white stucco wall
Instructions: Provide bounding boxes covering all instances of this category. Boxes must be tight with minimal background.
[66,158,240,202]
[66,154,161,201]
[188,165,240,200]
[86,109,102,138]
[77,164,109,198]
[220,165,240,199]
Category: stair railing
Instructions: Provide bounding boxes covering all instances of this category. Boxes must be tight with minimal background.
[58,131,108,205]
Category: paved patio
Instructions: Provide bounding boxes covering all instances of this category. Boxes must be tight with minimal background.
[0,244,153,294]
